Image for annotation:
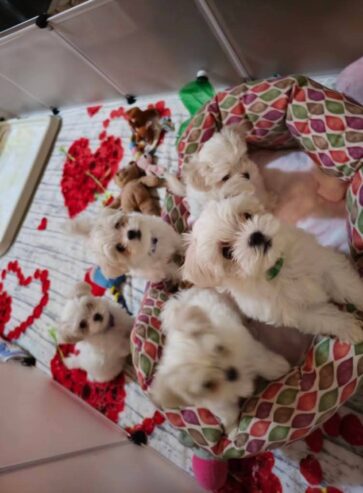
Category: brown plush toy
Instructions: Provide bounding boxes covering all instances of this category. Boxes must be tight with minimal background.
[110,161,164,216]
[126,107,160,153]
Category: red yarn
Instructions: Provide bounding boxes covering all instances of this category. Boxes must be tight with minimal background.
[322,414,341,437]
[51,344,126,423]
[125,410,165,436]
[305,428,324,453]
[37,217,48,230]
[61,136,123,218]
[87,105,102,117]
[340,414,363,446]
[300,455,323,485]
[0,261,50,341]
[217,452,282,493]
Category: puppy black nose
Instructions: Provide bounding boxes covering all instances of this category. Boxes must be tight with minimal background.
[248,231,266,247]
[93,313,103,322]
[127,229,141,240]
[225,367,239,382]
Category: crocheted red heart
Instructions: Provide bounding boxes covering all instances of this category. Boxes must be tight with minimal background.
[37,217,48,230]
[87,105,102,117]
[340,414,363,446]
[322,413,341,437]
[61,136,123,218]
[305,428,324,453]
[222,452,282,493]
[300,455,323,485]
[51,344,126,423]
[0,261,50,341]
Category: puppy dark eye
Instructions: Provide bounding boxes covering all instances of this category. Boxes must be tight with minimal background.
[216,344,226,353]
[222,245,233,260]
[115,243,125,253]
[221,174,230,182]
[202,380,217,391]
[244,213,252,220]
[93,313,103,322]
[243,172,250,180]
[114,221,121,230]
[79,320,88,332]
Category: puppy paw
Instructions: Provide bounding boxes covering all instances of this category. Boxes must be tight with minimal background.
[339,322,363,344]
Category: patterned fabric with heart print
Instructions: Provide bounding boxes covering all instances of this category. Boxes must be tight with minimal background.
[131,75,363,459]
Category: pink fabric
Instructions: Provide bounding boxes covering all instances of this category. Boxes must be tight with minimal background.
[336,56,363,105]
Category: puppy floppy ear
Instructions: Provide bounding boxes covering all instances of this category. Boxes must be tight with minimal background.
[182,158,210,191]
[162,294,210,336]
[178,305,211,336]
[150,372,187,409]
[68,282,91,299]
[182,235,223,287]
[63,216,92,237]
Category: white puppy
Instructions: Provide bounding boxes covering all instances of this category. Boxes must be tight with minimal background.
[68,208,183,283]
[183,195,363,343]
[166,126,269,221]
[58,282,134,382]
[150,288,290,433]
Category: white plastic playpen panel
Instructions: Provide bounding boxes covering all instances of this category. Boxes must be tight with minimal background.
[1,0,361,119]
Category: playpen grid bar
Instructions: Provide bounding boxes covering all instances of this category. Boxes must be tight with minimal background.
[48,23,127,98]
[0,71,49,113]
[194,0,251,80]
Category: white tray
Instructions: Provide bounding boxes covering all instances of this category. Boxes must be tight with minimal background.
[0,114,61,256]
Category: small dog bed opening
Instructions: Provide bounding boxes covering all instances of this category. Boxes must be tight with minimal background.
[131,75,363,459]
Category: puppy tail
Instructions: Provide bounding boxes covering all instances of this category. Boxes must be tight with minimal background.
[164,173,186,197]
[68,281,92,299]
[63,217,92,237]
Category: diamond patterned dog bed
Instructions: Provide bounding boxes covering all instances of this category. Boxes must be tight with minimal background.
[131,75,363,459]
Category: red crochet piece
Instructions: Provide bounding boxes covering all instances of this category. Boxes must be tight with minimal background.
[147,100,171,119]
[340,414,363,446]
[322,413,341,437]
[37,217,48,230]
[0,261,50,341]
[305,428,324,453]
[83,269,106,297]
[125,410,165,436]
[110,107,125,119]
[217,452,282,493]
[61,136,123,218]
[51,344,126,423]
[87,105,102,117]
[300,455,323,485]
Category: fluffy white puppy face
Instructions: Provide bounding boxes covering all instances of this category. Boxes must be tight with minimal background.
[70,209,152,278]
[151,303,255,409]
[182,127,259,199]
[59,283,116,343]
[183,194,284,286]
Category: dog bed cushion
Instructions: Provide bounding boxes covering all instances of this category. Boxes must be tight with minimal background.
[131,75,363,459]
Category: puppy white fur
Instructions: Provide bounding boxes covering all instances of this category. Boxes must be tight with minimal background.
[68,208,183,283]
[150,288,290,433]
[166,126,269,220]
[58,282,134,382]
[183,195,363,343]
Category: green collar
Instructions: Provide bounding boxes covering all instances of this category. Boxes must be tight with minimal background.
[266,257,284,281]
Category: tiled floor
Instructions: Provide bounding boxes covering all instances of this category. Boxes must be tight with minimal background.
[0,362,203,492]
